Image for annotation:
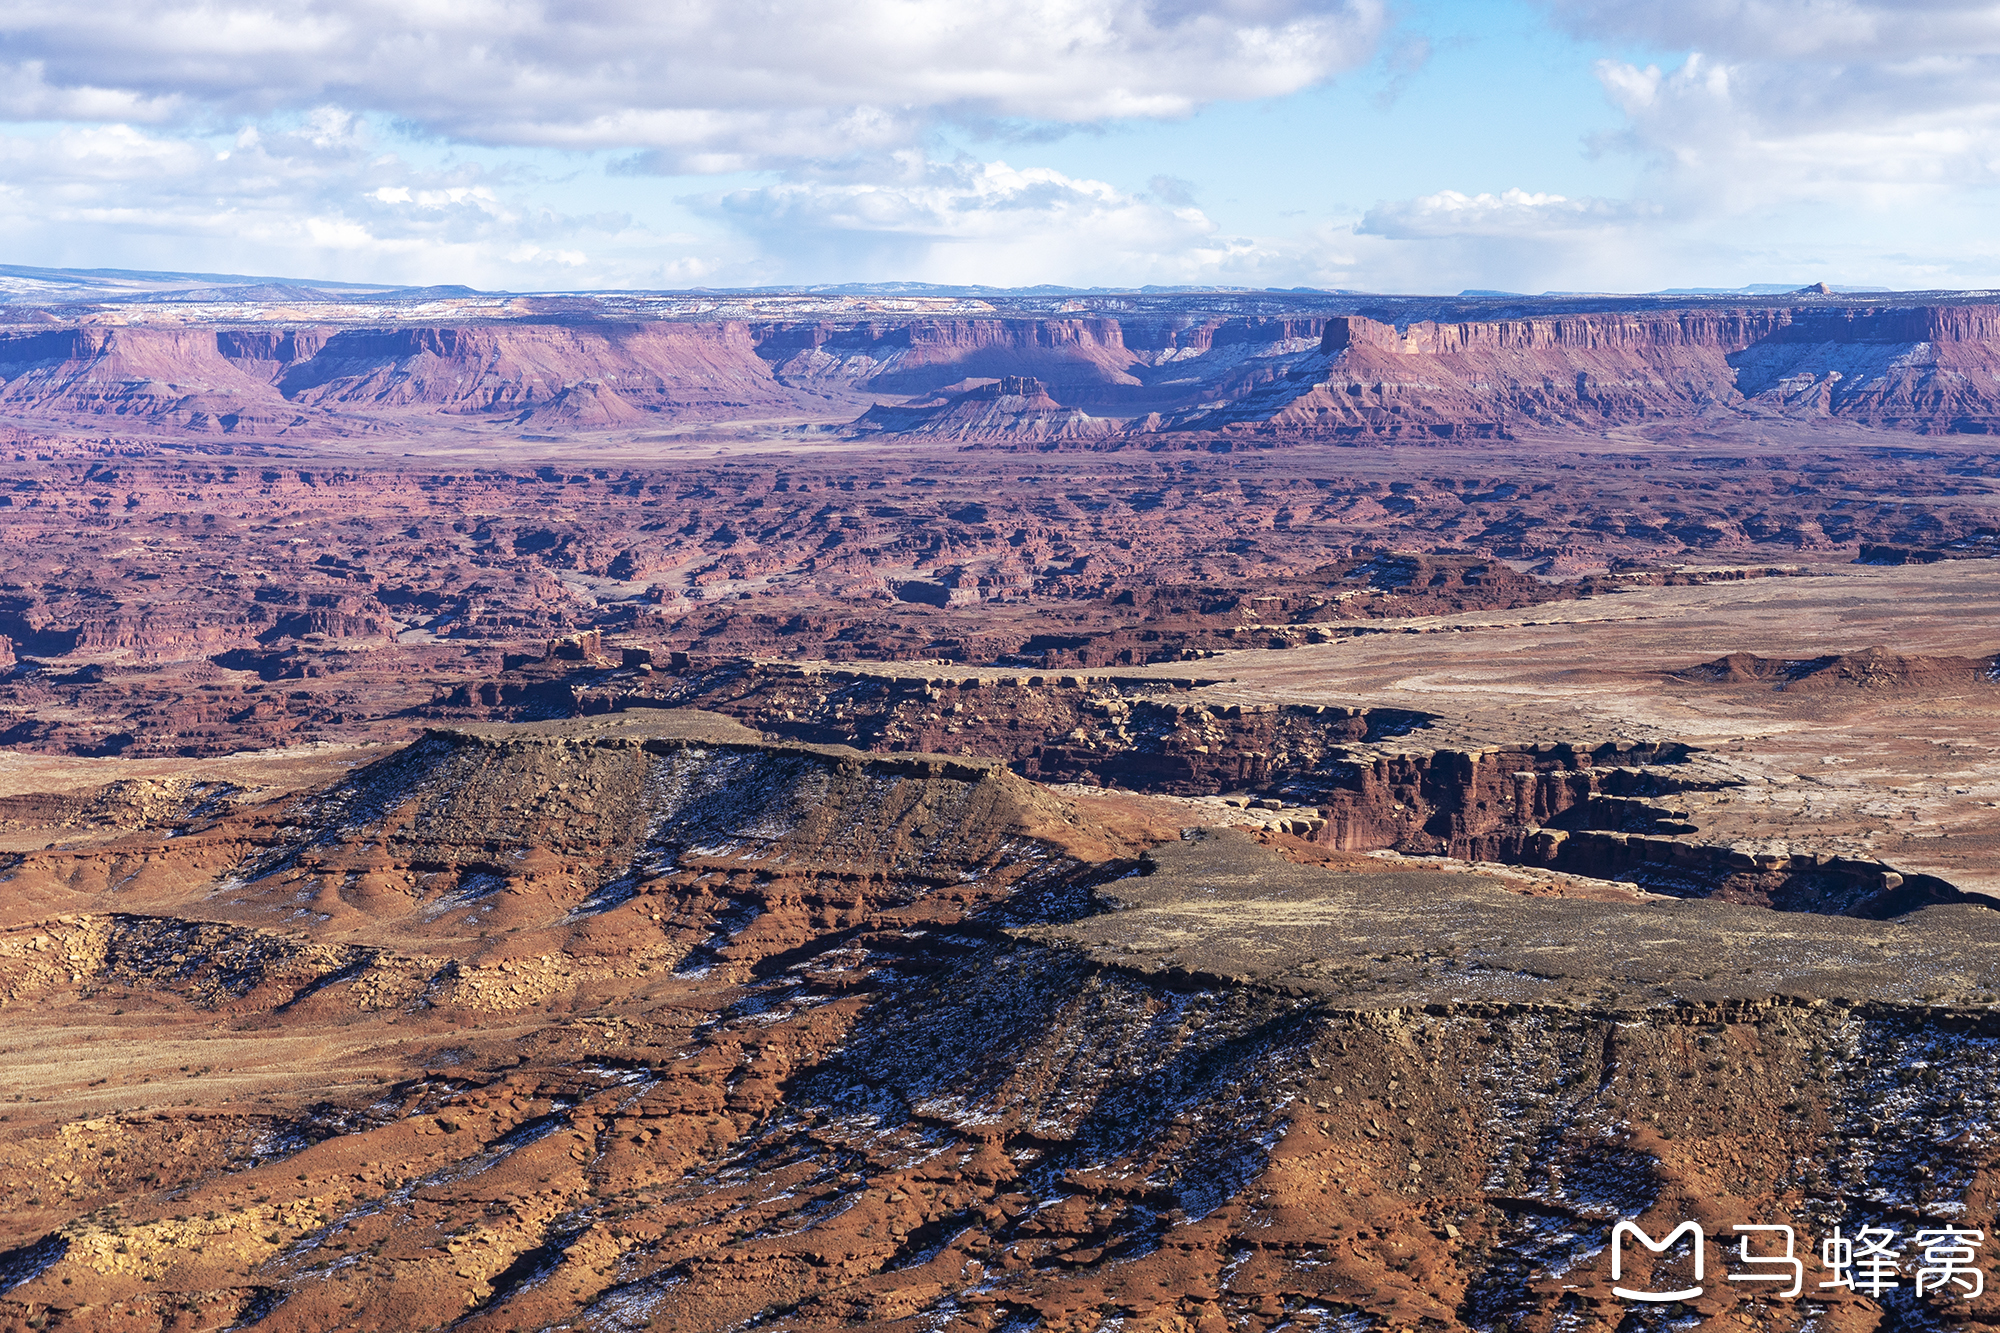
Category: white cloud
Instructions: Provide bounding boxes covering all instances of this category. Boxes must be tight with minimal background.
[1588,51,2000,207]
[1359,187,1646,240]
[1544,1,2000,62]
[3,0,1390,170]
[0,0,1420,289]
[708,153,1256,285]
[1276,0,2000,293]
[0,119,723,288]
[1543,2,2000,205]
[25,0,1999,293]
[0,0,1400,291]
[1339,186,1666,295]
[0,62,185,124]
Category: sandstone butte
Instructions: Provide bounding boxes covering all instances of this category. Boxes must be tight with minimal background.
[0,276,1996,1333]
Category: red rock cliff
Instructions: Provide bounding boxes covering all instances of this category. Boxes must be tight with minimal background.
[3,300,1999,438]
[1205,303,2000,434]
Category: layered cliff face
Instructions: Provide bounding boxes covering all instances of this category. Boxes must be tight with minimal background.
[851,376,1119,441]
[1192,306,2000,436]
[4,299,2000,439]
[1728,306,2000,428]
[0,313,1329,436]
[0,328,310,433]
[0,322,839,433]
[759,315,1326,414]
[647,662,1983,921]
[274,322,816,420]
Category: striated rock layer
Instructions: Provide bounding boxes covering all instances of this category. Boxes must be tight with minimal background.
[851,376,1119,442]
[8,291,2000,440]
[1192,305,2000,437]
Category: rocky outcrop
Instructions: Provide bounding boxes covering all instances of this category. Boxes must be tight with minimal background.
[510,378,648,428]
[644,660,1424,779]
[0,778,240,837]
[650,664,1975,918]
[851,376,1118,441]
[1675,646,2000,690]
[0,710,1118,937]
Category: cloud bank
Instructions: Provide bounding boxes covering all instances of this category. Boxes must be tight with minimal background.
[3,0,1389,169]
[1551,0,2000,201]
[3,0,1999,291]
[0,0,1398,286]
[1359,189,1645,240]
[1336,2,2000,292]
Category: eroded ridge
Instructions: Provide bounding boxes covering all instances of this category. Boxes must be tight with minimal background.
[624,664,1958,919]
[2,729,1998,1332]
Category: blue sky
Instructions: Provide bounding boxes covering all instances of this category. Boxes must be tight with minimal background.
[982,5,1639,227]
[3,0,1998,293]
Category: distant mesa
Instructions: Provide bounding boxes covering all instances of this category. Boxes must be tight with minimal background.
[4,274,2000,443]
[513,378,646,428]
[1858,533,2000,562]
[853,374,1119,442]
[1675,647,2000,690]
